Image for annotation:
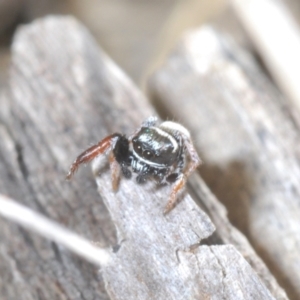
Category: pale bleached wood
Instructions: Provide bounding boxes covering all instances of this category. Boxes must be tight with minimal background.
[231,0,300,126]
[149,26,299,300]
[0,16,279,299]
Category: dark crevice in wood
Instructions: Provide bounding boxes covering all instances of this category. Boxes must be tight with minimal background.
[15,142,29,179]
[51,241,63,263]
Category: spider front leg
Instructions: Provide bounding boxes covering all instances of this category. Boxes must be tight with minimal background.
[109,148,132,191]
[66,133,121,180]
[164,134,201,215]
[108,151,121,191]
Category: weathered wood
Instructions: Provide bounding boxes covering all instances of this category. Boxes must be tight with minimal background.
[93,155,275,300]
[0,16,282,299]
[0,17,117,300]
[187,175,288,300]
[231,0,300,125]
[149,26,299,300]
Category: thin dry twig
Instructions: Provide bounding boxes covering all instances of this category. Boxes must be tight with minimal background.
[0,194,111,266]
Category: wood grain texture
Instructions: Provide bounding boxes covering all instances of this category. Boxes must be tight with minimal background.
[0,16,281,299]
[149,26,299,300]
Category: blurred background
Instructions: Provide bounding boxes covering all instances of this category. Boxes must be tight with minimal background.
[0,0,228,88]
[1,0,300,87]
[1,0,300,82]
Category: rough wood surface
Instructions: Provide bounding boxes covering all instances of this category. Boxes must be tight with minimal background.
[149,26,300,300]
[187,175,288,300]
[0,16,282,299]
[0,17,117,300]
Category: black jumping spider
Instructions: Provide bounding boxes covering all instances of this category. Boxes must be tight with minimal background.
[66,117,201,213]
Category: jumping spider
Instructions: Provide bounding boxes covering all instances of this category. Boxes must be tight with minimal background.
[66,117,201,214]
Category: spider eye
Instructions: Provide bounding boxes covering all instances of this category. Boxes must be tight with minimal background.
[134,141,144,155]
[144,150,154,159]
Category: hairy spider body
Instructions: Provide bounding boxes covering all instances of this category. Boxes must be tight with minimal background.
[66,117,201,214]
[130,123,185,183]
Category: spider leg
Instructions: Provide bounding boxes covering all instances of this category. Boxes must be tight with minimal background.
[164,133,201,214]
[66,133,120,180]
[121,164,132,178]
[164,174,186,215]
[136,174,149,184]
[181,133,202,176]
[109,151,121,191]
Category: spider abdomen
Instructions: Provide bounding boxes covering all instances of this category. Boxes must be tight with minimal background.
[132,127,181,167]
